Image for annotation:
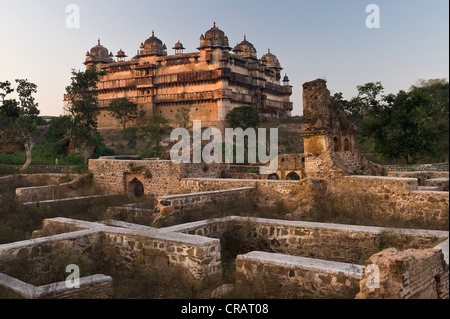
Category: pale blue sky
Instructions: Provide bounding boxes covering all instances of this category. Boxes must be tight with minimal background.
[0,0,448,116]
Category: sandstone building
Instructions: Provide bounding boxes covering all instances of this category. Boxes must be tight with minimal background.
[64,23,293,129]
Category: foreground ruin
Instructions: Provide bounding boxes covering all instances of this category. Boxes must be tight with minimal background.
[1,79,448,299]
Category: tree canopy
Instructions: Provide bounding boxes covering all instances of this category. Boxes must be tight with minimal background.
[225,106,260,130]
[333,79,449,164]
[65,68,106,165]
[0,79,40,172]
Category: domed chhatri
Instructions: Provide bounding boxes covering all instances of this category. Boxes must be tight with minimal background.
[84,39,115,67]
[172,41,185,55]
[261,49,282,70]
[141,31,167,56]
[199,22,231,50]
[233,35,257,60]
[116,49,127,62]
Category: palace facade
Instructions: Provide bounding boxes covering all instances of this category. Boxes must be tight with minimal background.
[64,23,293,129]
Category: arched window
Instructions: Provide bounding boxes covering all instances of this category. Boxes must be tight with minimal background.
[344,138,350,152]
[333,137,340,152]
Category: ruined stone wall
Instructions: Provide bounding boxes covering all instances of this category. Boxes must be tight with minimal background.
[0,273,113,299]
[384,163,449,172]
[181,178,314,211]
[89,158,228,196]
[0,174,80,194]
[356,248,449,299]
[388,171,449,185]
[36,218,222,284]
[15,174,91,202]
[0,229,103,286]
[162,217,448,265]
[155,187,254,215]
[22,194,124,216]
[328,176,449,228]
[235,251,363,299]
[89,159,184,196]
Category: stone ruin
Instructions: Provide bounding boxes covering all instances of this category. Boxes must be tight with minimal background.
[0,79,448,299]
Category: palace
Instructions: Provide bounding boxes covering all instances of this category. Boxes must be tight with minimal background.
[64,23,293,129]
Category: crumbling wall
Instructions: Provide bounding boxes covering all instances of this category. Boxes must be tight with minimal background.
[356,248,449,299]
[328,176,449,229]
[235,251,363,299]
[181,177,317,212]
[155,187,254,215]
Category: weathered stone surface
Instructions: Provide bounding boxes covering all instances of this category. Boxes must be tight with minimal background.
[356,248,449,299]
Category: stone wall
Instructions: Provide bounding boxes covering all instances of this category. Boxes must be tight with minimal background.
[0,273,113,299]
[162,216,448,265]
[89,158,228,196]
[235,251,363,299]
[328,176,449,229]
[0,174,80,194]
[384,162,449,172]
[22,194,124,215]
[155,187,254,215]
[181,177,317,211]
[33,218,222,284]
[15,174,91,202]
[356,248,449,299]
[388,171,449,186]
[0,229,103,286]
[425,178,449,192]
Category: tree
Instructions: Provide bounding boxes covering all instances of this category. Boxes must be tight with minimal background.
[0,79,40,172]
[333,82,384,129]
[334,79,449,164]
[107,97,138,130]
[0,81,19,130]
[409,79,449,162]
[138,116,171,155]
[65,69,106,165]
[225,105,260,130]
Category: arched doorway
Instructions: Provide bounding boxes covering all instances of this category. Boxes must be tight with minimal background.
[128,178,144,197]
[286,172,300,180]
[269,173,280,180]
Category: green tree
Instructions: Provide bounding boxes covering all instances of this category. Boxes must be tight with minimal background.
[138,116,171,155]
[333,82,384,129]
[335,80,449,164]
[65,69,106,165]
[409,79,449,162]
[0,79,40,172]
[107,97,138,130]
[225,105,260,130]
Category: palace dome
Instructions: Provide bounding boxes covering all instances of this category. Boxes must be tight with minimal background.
[142,31,167,56]
[261,49,282,70]
[233,35,257,60]
[85,39,114,64]
[199,22,230,49]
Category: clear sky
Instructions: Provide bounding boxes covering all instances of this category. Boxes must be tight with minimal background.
[0,0,448,117]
